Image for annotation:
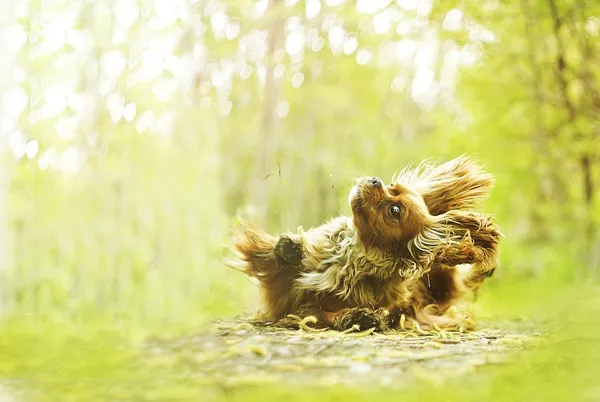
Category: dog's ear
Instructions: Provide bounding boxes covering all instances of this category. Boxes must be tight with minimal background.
[396,156,494,216]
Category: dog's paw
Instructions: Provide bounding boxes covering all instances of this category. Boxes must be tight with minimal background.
[335,308,388,332]
[274,235,304,266]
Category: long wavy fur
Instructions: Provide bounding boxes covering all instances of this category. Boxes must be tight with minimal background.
[395,155,495,215]
[228,156,501,331]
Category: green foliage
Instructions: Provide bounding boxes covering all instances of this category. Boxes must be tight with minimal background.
[2,0,599,333]
[1,0,600,400]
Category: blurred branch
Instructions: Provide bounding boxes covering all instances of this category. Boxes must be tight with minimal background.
[547,0,576,121]
[571,1,600,128]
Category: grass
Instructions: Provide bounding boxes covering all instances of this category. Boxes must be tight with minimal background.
[0,279,597,402]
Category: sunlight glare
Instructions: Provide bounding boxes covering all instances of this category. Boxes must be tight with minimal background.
[286,30,306,56]
[306,0,321,20]
[443,9,463,31]
[356,48,372,65]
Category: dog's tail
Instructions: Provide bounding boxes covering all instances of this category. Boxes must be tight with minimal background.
[226,219,280,282]
[226,220,305,320]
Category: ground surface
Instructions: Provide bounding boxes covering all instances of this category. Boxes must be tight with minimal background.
[3,285,598,401]
[142,318,541,390]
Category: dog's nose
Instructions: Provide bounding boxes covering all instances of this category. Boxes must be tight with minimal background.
[369,177,383,188]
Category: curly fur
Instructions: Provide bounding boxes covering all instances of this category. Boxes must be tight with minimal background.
[228,156,502,332]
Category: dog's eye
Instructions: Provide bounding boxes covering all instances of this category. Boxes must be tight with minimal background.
[389,205,401,218]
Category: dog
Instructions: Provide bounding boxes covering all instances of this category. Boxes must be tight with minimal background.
[228,156,502,331]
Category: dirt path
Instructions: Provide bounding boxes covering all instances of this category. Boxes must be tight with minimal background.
[142,319,540,390]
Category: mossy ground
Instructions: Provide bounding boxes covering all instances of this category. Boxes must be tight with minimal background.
[142,318,539,390]
[0,283,597,402]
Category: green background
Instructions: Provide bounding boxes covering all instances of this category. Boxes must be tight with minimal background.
[1,0,599,400]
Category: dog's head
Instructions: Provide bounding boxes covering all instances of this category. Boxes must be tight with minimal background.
[348,177,432,249]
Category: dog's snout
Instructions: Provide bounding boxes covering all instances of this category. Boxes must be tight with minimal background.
[369,177,383,188]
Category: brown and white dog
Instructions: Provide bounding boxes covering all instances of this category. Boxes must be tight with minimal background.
[228,156,502,331]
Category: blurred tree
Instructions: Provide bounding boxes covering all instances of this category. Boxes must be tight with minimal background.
[441,0,600,277]
[2,0,599,327]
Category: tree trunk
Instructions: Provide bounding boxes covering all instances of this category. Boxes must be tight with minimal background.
[249,0,284,227]
[520,0,557,239]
